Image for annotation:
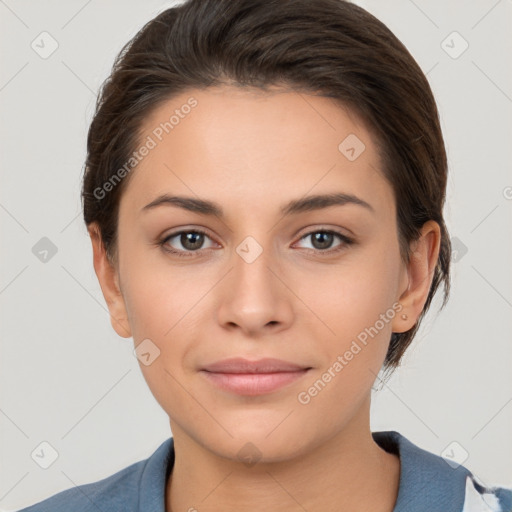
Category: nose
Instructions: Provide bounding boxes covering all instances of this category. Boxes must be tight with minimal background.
[216,239,294,337]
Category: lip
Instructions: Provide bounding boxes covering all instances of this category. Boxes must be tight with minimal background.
[200,358,312,396]
[201,357,310,373]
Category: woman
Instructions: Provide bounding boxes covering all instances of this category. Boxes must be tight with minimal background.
[18,0,511,510]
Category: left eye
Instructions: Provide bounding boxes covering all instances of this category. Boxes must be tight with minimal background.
[295,230,350,251]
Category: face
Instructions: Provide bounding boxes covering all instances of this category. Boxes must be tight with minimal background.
[92,85,433,463]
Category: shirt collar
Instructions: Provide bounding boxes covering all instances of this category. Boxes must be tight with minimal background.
[372,430,470,512]
[138,436,174,511]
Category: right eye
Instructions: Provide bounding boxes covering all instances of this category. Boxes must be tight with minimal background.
[159,229,218,257]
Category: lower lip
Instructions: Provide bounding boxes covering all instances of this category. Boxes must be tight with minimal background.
[200,369,310,396]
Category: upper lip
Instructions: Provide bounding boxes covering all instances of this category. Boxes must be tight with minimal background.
[201,357,311,374]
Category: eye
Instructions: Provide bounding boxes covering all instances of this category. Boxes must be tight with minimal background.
[157,227,354,259]
[159,229,217,257]
[294,229,354,253]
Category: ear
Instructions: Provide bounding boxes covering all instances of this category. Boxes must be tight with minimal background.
[88,223,132,339]
[392,220,441,333]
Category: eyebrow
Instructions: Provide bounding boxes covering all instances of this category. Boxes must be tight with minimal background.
[141,192,374,218]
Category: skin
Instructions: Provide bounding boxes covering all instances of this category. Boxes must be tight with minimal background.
[89,85,440,511]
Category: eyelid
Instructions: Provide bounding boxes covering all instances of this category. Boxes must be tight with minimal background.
[293,223,355,240]
[158,225,354,257]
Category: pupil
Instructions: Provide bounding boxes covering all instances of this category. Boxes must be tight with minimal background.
[182,232,203,250]
[312,232,332,250]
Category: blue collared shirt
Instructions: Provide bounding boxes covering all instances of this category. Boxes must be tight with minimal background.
[17,431,512,512]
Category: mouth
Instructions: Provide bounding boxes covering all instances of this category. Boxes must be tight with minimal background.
[200,357,312,396]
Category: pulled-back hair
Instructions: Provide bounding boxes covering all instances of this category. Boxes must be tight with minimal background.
[81,0,451,371]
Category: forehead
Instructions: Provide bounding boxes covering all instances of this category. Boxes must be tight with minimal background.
[120,85,393,219]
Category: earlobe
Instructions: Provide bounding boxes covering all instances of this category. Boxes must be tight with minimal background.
[392,220,441,333]
[88,224,132,339]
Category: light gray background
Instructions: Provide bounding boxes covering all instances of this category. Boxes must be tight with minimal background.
[1,0,511,509]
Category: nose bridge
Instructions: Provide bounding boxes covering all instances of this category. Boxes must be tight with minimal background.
[230,233,277,299]
[215,232,292,333]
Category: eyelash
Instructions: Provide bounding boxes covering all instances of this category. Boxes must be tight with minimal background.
[157,228,354,259]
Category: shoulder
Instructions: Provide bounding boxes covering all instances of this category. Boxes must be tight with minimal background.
[16,462,144,512]
[372,431,512,512]
[16,438,174,512]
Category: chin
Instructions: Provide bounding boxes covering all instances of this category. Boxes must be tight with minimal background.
[196,421,314,465]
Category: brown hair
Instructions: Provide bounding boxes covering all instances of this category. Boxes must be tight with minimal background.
[81,0,451,371]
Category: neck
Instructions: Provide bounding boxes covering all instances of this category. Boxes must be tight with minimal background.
[166,398,400,512]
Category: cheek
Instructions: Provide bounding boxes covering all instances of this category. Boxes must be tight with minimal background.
[121,263,199,416]
[118,239,197,341]
[295,248,401,341]
[293,258,400,432]
[290,241,401,411]
[121,272,167,342]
